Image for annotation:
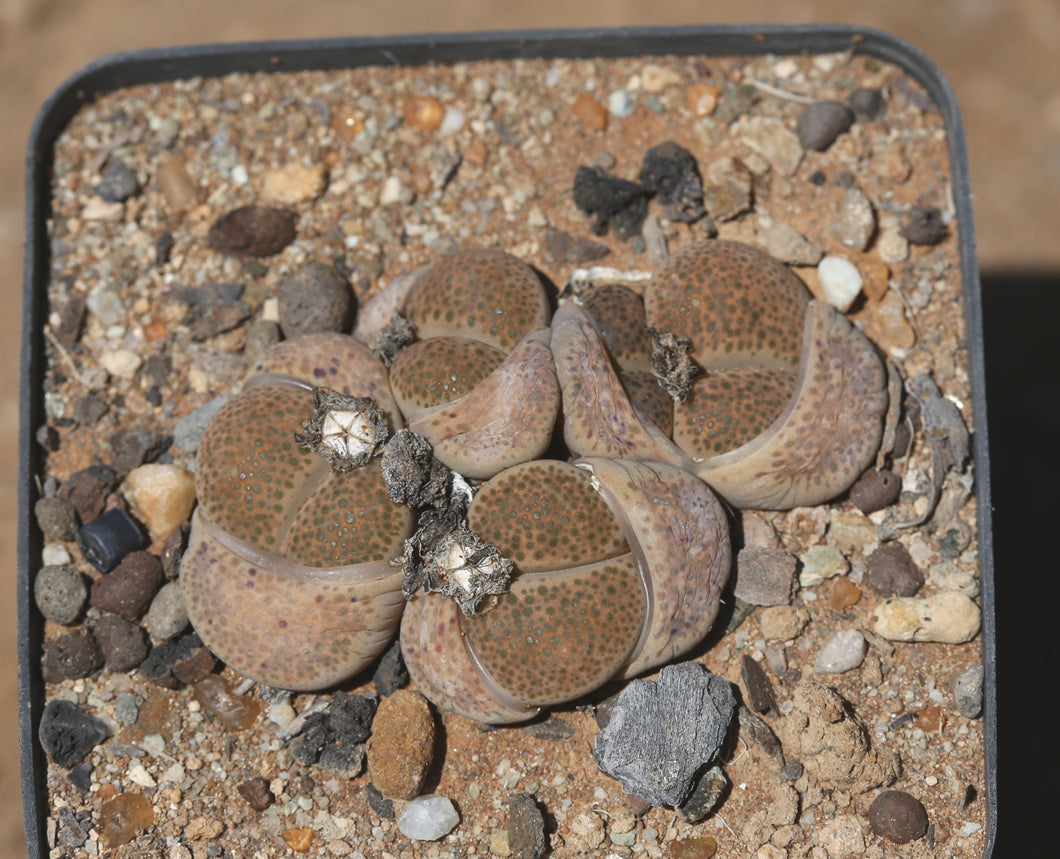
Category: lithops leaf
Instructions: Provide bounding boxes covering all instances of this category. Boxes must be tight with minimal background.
[583,457,731,676]
[182,511,406,691]
[644,240,809,372]
[195,383,324,552]
[551,302,688,466]
[401,591,540,724]
[620,369,675,435]
[409,329,560,480]
[403,248,551,350]
[389,336,506,420]
[251,332,402,428]
[577,282,652,371]
[468,460,627,572]
[695,300,889,509]
[459,555,646,707]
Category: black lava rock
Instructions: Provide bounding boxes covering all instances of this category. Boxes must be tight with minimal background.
[849,87,885,121]
[867,790,929,844]
[507,793,548,859]
[593,662,736,807]
[796,100,855,151]
[848,467,902,514]
[866,542,924,597]
[42,628,104,681]
[35,496,80,541]
[75,507,145,573]
[206,205,297,257]
[639,141,705,223]
[372,639,410,696]
[365,783,396,819]
[90,550,163,620]
[34,564,88,625]
[572,165,652,240]
[39,700,109,768]
[278,262,356,337]
[329,691,377,744]
[93,614,150,672]
[94,160,139,203]
[139,631,207,688]
[901,206,947,245]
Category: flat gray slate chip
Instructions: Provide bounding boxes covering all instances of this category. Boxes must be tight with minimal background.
[592,662,737,807]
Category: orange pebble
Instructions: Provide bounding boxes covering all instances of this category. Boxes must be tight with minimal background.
[143,319,168,342]
[97,783,117,800]
[572,92,608,131]
[685,83,721,116]
[859,255,891,301]
[403,95,445,131]
[99,793,154,847]
[671,834,719,858]
[916,704,944,732]
[281,827,314,852]
[192,674,262,731]
[829,576,862,610]
[330,111,364,140]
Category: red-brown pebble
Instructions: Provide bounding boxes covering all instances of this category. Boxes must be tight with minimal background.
[671,835,719,858]
[206,205,297,257]
[192,675,263,731]
[829,577,862,610]
[916,704,944,732]
[866,790,929,844]
[237,777,275,812]
[402,95,445,131]
[367,689,436,799]
[572,92,608,131]
[90,551,163,621]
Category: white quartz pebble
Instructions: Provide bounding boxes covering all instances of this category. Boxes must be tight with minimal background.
[817,256,864,312]
[815,629,868,674]
[397,795,460,841]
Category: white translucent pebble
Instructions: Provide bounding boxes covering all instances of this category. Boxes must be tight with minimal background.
[440,107,466,135]
[397,794,460,841]
[607,89,635,118]
[817,255,864,312]
[42,544,72,566]
[814,629,868,674]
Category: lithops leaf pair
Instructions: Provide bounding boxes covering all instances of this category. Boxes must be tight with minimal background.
[401,457,731,723]
[181,335,412,691]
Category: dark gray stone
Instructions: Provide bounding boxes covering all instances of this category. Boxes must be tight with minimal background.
[592,662,736,807]
[734,545,797,606]
[849,88,885,121]
[677,765,728,823]
[507,793,547,859]
[39,700,109,767]
[42,628,104,681]
[34,496,80,541]
[796,100,855,151]
[172,396,228,452]
[278,262,356,337]
[93,613,150,671]
[94,160,139,203]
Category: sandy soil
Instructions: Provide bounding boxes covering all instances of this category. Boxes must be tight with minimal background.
[2,2,1057,856]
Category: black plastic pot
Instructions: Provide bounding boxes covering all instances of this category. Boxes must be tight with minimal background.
[18,24,996,857]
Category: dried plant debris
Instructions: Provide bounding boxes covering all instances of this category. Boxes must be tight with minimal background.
[381,429,453,509]
[373,312,417,368]
[296,389,390,471]
[648,327,702,401]
[401,506,513,615]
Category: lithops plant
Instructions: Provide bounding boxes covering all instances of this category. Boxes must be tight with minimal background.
[181,334,413,691]
[401,457,731,723]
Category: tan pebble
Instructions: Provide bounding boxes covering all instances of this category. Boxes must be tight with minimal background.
[877,290,916,349]
[858,254,891,301]
[877,227,909,263]
[464,139,488,168]
[367,689,436,799]
[280,827,314,852]
[262,163,327,206]
[403,95,445,131]
[82,197,124,221]
[828,509,877,554]
[758,605,807,641]
[489,828,512,857]
[640,63,683,93]
[572,92,608,131]
[873,591,980,643]
[876,138,911,182]
[122,464,196,541]
[817,814,866,857]
[685,83,721,116]
[155,153,201,212]
[330,110,364,140]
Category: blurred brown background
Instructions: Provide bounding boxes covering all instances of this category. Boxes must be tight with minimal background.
[2,1,1057,856]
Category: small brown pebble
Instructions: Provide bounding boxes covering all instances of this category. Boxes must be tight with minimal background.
[367,689,436,799]
[65,467,116,524]
[330,111,364,140]
[741,655,779,715]
[206,205,297,257]
[916,705,944,732]
[671,834,718,858]
[507,793,547,859]
[849,466,902,513]
[93,614,149,672]
[160,525,189,580]
[98,793,154,847]
[237,777,275,812]
[42,628,104,681]
[35,496,80,541]
[685,83,721,116]
[463,139,488,168]
[280,827,314,852]
[859,256,891,301]
[572,92,608,131]
[865,542,924,597]
[155,153,201,212]
[866,790,929,844]
[192,675,262,731]
[900,206,946,245]
[90,551,163,621]
[627,794,653,817]
[403,95,445,131]
[829,577,862,610]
